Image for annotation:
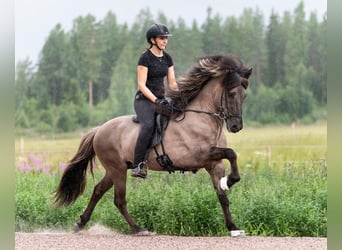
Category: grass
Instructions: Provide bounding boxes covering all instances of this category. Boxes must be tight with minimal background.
[15,122,327,236]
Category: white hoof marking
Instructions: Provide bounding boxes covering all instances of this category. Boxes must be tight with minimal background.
[219,176,229,191]
[231,230,245,237]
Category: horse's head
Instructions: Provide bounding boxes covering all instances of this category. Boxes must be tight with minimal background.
[222,66,252,133]
[167,54,252,133]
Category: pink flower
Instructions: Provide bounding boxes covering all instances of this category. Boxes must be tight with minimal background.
[59,162,68,171]
[20,163,31,172]
[43,163,50,173]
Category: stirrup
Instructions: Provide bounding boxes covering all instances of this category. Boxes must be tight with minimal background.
[131,162,148,178]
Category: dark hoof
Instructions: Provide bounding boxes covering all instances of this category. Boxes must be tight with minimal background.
[228,174,240,186]
[73,223,83,233]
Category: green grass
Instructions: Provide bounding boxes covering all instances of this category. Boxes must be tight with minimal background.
[15,122,327,236]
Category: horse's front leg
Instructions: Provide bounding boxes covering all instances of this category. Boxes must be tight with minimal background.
[209,147,240,188]
[206,164,244,236]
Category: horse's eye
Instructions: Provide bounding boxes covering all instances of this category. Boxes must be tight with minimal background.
[228,92,236,98]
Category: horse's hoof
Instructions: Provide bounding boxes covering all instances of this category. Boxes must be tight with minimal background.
[73,223,82,233]
[132,230,155,236]
[231,230,245,237]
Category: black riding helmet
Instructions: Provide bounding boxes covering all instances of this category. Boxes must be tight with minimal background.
[146,23,172,45]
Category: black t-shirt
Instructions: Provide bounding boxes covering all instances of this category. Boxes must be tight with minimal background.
[137,49,173,98]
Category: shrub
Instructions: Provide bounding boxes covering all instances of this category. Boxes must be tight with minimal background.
[75,104,91,127]
[56,105,77,132]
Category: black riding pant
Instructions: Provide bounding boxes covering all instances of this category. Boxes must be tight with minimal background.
[133,92,157,166]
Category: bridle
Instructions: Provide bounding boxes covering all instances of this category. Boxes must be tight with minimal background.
[173,84,243,122]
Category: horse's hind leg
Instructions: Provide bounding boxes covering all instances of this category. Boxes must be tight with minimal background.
[206,165,240,232]
[112,170,148,234]
[74,173,113,232]
[209,147,240,188]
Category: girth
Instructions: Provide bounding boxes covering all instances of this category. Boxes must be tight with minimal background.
[132,114,176,173]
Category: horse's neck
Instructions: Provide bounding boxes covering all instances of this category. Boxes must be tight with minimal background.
[167,78,226,147]
[183,78,225,140]
[188,78,223,112]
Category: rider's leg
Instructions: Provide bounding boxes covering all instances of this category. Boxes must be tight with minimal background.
[131,96,156,178]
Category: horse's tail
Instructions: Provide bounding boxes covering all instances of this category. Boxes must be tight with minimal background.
[54,127,98,207]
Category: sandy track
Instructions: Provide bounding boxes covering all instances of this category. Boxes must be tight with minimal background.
[15,225,327,250]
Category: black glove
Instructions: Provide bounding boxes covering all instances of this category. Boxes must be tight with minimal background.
[156,98,169,106]
[155,98,172,116]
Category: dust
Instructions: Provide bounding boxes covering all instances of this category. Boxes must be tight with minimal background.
[80,223,116,235]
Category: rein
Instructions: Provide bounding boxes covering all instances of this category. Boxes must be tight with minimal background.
[173,87,242,122]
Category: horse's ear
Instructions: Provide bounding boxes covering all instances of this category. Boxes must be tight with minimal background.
[239,67,252,89]
[241,78,249,89]
[243,67,252,79]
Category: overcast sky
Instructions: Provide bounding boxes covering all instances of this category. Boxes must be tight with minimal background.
[15,0,327,65]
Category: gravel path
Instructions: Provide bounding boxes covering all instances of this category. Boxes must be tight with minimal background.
[15,225,327,250]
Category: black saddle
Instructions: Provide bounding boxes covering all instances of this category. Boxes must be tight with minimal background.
[132,114,176,173]
[132,114,169,148]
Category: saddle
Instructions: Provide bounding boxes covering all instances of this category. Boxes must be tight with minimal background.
[132,114,176,173]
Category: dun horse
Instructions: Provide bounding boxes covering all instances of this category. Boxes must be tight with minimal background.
[54,54,252,237]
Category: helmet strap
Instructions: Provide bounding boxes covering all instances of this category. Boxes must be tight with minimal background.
[151,37,164,51]
[155,44,164,51]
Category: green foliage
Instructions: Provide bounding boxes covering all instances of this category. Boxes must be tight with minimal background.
[56,104,78,132]
[124,174,226,236]
[236,163,326,236]
[265,12,286,87]
[245,86,279,124]
[15,3,327,132]
[15,172,86,231]
[15,163,327,236]
[276,85,315,122]
[15,109,31,128]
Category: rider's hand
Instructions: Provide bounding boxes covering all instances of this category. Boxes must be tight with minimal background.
[155,98,169,106]
[155,98,172,116]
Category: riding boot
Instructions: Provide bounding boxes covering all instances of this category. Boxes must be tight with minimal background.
[131,162,148,178]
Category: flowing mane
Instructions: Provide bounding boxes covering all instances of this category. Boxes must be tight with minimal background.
[167,54,248,112]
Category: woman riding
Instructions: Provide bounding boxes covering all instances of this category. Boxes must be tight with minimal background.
[131,23,179,178]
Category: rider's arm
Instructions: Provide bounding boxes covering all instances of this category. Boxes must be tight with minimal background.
[167,66,179,91]
[137,65,158,103]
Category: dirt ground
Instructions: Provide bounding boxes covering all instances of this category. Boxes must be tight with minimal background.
[15,225,327,250]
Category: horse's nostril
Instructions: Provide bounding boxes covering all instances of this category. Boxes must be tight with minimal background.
[230,124,242,133]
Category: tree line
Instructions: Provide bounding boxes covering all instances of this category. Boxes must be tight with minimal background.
[15,2,327,132]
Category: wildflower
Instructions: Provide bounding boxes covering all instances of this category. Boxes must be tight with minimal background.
[59,162,67,171]
[20,162,31,172]
[44,163,50,173]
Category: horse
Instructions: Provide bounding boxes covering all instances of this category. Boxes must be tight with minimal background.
[54,54,252,237]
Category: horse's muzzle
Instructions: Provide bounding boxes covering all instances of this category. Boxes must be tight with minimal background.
[226,119,243,133]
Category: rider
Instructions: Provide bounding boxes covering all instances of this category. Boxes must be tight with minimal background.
[131,23,179,178]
